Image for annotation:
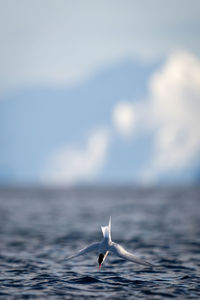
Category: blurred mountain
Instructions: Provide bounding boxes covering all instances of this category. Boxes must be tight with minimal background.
[0,60,199,185]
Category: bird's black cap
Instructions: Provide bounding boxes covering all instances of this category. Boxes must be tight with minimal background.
[98,253,104,265]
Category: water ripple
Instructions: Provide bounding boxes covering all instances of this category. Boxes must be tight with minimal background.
[0,187,200,299]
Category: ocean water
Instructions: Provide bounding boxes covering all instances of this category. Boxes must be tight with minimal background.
[0,186,199,299]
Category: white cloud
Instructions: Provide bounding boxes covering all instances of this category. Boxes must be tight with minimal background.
[112,101,136,136]
[41,128,110,185]
[95,51,200,183]
[137,52,200,181]
[0,1,200,96]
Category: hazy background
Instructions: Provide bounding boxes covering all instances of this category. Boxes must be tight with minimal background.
[0,3,200,298]
[0,0,200,187]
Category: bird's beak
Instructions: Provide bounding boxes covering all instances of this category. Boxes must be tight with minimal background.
[99,264,101,270]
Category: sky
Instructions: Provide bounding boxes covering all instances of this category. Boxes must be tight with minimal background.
[0,0,200,186]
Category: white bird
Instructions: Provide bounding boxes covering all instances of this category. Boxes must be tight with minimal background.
[66,217,154,269]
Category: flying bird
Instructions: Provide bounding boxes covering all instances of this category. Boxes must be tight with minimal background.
[66,217,154,269]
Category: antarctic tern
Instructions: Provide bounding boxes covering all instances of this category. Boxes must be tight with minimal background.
[66,217,154,269]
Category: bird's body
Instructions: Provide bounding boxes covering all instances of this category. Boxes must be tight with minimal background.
[66,217,154,269]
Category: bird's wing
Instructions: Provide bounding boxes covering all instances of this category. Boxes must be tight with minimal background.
[109,242,154,267]
[66,242,100,261]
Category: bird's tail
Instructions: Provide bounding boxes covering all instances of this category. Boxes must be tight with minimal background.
[101,216,111,240]
[108,216,111,231]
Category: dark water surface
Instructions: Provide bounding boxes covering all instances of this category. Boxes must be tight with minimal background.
[0,186,199,299]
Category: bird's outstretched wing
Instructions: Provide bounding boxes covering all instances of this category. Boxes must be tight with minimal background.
[109,242,154,267]
[66,242,100,261]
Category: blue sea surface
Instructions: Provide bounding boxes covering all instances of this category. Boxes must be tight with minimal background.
[0,186,199,299]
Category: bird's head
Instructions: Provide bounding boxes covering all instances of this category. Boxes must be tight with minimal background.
[98,253,104,270]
